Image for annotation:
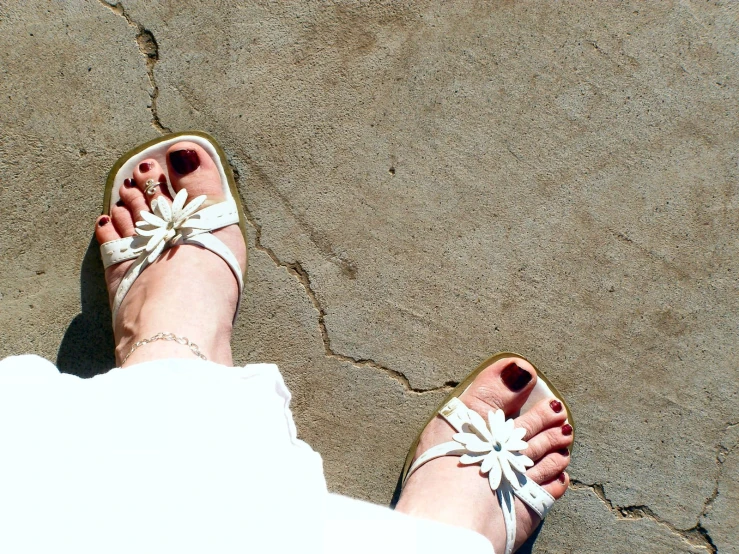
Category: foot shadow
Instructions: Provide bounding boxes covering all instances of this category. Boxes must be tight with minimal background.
[56,236,116,377]
[516,521,544,553]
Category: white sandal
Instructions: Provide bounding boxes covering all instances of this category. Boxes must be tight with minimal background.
[401,352,574,554]
[99,131,248,324]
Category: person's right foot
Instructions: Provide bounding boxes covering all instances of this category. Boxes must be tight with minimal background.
[95,141,247,367]
[395,357,572,552]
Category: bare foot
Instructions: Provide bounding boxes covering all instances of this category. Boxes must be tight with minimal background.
[95,142,246,367]
[395,357,573,552]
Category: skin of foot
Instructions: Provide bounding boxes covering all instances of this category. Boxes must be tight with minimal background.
[95,141,246,367]
[395,357,573,553]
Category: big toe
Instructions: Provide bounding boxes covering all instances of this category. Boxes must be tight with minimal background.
[460,355,539,419]
[166,141,224,200]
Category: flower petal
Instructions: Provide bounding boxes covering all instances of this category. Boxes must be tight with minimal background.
[178,227,200,240]
[487,456,502,490]
[488,409,506,438]
[156,196,172,221]
[139,210,166,227]
[145,228,168,252]
[130,235,148,250]
[500,457,518,487]
[134,226,160,236]
[146,239,166,264]
[453,432,490,453]
[505,438,528,452]
[178,194,207,220]
[180,216,212,230]
[521,453,535,468]
[505,451,531,473]
[497,416,514,443]
[171,188,188,217]
[511,427,527,441]
[459,453,486,466]
[467,410,492,441]
[480,452,498,474]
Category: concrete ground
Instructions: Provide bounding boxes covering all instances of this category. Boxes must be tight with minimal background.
[1,1,737,552]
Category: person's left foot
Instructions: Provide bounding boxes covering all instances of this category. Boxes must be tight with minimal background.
[95,141,246,367]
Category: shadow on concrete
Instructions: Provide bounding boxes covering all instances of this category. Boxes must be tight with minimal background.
[56,236,116,377]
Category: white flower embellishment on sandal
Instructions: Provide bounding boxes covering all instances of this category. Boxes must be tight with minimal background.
[133,189,208,263]
[453,408,534,490]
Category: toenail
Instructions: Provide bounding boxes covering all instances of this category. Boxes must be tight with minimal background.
[562,424,573,436]
[98,216,109,227]
[501,362,532,391]
[158,174,167,184]
[550,399,563,413]
[116,199,124,207]
[558,472,566,484]
[124,178,133,187]
[559,448,570,456]
[170,149,200,174]
[139,162,152,172]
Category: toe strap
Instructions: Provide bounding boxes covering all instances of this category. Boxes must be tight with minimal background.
[100,199,240,270]
[512,476,555,519]
[101,236,138,269]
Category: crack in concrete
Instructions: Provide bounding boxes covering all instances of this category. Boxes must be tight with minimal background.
[229,161,454,396]
[699,421,738,551]
[98,0,172,134]
[571,479,715,553]
[701,444,729,520]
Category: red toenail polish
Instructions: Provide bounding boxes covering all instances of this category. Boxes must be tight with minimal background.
[139,162,152,172]
[115,199,124,207]
[562,424,573,436]
[550,400,563,413]
[558,472,566,484]
[158,174,167,184]
[559,448,570,456]
[98,216,109,227]
[501,363,532,391]
[170,149,200,174]
[124,178,132,187]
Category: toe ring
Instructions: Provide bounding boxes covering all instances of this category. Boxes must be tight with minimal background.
[144,179,159,196]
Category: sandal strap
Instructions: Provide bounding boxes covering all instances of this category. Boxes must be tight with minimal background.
[513,474,555,519]
[105,197,243,325]
[497,482,517,554]
[404,397,556,554]
[182,232,244,320]
[100,200,239,269]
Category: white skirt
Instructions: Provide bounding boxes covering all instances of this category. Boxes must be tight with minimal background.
[0,355,492,554]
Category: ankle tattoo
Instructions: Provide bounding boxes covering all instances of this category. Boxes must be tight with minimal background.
[121,332,207,365]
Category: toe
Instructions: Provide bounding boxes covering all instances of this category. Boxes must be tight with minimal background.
[166,141,225,200]
[133,158,171,204]
[95,214,119,245]
[111,201,136,238]
[514,398,569,441]
[526,449,570,485]
[522,425,574,462]
[120,177,152,223]
[460,356,538,419]
[540,471,570,501]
